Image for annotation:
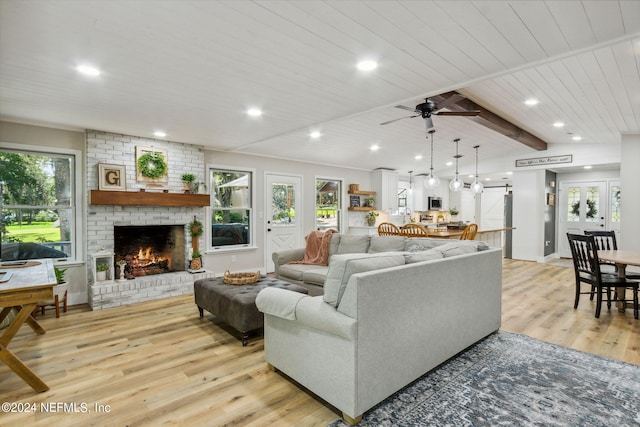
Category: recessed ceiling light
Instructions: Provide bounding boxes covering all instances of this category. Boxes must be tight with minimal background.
[553,121,565,128]
[247,108,262,117]
[468,174,474,178]
[572,135,582,141]
[584,165,592,169]
[414,155,423,160]
[485,177,492,181]
[309,131,321,139]
[76,64,101,76]
[524,98,539,106]
[153,131,166,138]
[506,171,513,175]
[370,145,380,151]
[446,161,453,166]
[357,60,378,71]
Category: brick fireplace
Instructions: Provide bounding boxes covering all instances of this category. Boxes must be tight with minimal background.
[86,130,213,310]
[114,225,186,276]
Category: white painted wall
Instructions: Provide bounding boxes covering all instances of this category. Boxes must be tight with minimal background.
[512,169,545,262]
[203,150,372,273]
[619,133,640,251]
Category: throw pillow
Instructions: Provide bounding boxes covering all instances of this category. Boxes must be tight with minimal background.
[323,253,405,307]
[403,248,443,264]
[403,237,446,252]
[432,241,481,258]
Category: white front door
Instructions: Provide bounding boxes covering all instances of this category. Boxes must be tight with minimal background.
[558,181,608,258]
[265,173,303,272]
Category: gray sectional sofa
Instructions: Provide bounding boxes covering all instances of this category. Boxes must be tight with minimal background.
[261,234,502,424]
[272,234,489,295]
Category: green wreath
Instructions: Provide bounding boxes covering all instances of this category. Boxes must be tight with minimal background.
[137,152,167,179]
[571,199,597,219]
[189,219,204,237]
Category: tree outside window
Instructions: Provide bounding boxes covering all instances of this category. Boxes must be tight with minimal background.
[316,178,341,231]
[1,150,74,261]
[210,169,251,248]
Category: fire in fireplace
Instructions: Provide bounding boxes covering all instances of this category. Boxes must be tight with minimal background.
[114,225,186,277]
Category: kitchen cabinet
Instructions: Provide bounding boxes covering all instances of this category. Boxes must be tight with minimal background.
[372,169,399,211]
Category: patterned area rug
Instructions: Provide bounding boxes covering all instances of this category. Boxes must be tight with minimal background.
[329,332,640,426]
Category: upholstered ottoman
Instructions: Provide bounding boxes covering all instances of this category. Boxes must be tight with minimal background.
[194,276,308,346]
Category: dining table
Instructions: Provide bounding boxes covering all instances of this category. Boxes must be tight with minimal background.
[597,250,640,313]
[0,258,56,392]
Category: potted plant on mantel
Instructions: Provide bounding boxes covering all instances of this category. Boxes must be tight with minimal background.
[189,216,204,270]
[181,173,196,193]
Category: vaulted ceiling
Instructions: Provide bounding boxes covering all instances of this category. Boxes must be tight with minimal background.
[1,1,639,183]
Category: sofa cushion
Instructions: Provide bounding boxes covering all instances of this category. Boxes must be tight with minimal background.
[279,263,320,281]
[403,248,444,264]
[323,253,405,307]
[368,235,406,253]
[302,267,329,286]
[328,233,341,258]
[335,235,370,255]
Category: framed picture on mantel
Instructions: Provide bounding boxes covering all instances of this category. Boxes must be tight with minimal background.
[98,163,126,191]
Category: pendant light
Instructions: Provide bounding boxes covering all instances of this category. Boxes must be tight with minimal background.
[449,138,463,192]
[470,145,484,194]
[424,129,440,190]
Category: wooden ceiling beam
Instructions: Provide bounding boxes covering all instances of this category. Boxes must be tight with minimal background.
[430,91,548,151]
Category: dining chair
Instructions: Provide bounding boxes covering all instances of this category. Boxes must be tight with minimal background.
[377,222,400,236]
[584,230,640,280]
[459,223,478,240]
[566,233,638,319]
[399,223,429,237]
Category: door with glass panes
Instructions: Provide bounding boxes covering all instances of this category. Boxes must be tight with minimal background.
[558,181,608,258]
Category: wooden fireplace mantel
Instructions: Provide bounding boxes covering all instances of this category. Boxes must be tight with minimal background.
[90,190,210,207]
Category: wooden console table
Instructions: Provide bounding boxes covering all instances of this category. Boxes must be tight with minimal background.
[0,259,56,392]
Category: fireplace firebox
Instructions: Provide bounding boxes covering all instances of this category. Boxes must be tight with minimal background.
[114,225,185,276]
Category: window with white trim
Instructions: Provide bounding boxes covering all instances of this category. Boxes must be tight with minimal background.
[209,168,252,249]
[1,148,79,262]
[316,178,341,232]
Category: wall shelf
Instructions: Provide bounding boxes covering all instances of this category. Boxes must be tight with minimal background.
[348,206,377,211]
[348,190,376,196]
[90,190,210,207]
[348,189,377,210]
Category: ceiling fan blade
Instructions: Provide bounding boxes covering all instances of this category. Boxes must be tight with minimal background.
[435,110,480,116]
[434,93,465,110]
[394,105,418,113]
[380,115,419,125]
[423,116,434,129]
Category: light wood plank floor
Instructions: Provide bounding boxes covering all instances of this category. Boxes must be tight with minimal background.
[1,259,638,426]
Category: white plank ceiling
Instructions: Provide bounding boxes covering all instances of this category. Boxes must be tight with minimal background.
[1,1,639,183]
